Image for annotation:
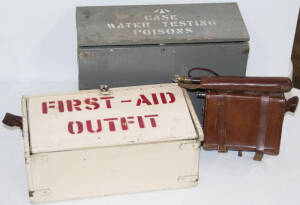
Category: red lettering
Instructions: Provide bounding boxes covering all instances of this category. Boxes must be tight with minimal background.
[160,93,167,104]
[121,100,132,103]
[120,117,128,130]
[120,117,135,130]
[42,102,48,114]
[58,101,64,112]
[86,120,102,133]
[73,99,82,111]
[166,92,175,103]
[103,118,118,131]
[152,93,159,104]
[68,121,84,134]
[136,94,152,106]
[137,116,145,128]
[100,97,114,108]
[67,100,73,112]
[42,101,55,114]
[144,114,159,127]
[85,98,99,110]
[67,114,159,134]
[67,99,82,112]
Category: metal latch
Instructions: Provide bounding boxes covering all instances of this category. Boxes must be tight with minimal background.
[196,92,206,98]
[29,189,51,198]
[99,84,112,95]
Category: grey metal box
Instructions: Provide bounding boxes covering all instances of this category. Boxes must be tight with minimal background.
[76,3,249,121]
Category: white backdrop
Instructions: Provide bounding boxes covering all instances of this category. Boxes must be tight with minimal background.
[0,1,300,205]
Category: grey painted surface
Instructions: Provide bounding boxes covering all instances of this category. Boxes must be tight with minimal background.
[78,42,249,122]
[76,3,249,46]
[76,3,249,122]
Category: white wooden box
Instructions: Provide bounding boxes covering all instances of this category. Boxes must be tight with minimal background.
[22,83,203,203]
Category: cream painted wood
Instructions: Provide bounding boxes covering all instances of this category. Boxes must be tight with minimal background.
[22,83,203,203]
[22,97,34,192]
[28,139,200,203]
[25,83,198,154]
[182,89,203,141]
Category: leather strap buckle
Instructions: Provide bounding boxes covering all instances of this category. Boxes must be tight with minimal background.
[253,151,264,161]
[217,145,228,153]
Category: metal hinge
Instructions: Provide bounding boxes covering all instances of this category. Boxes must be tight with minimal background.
[26,155,48,164]
[25,156,31,164]
[179,142,200,150]
[178,175,198,183]
[29,189,51,198]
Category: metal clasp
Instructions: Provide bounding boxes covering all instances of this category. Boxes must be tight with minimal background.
[196,92,206,98]
[99,84,112,95]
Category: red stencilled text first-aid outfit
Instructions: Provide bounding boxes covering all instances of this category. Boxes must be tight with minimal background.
[3,83,203,203]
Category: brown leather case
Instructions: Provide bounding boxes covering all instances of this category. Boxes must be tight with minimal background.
[178,75,299,160]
